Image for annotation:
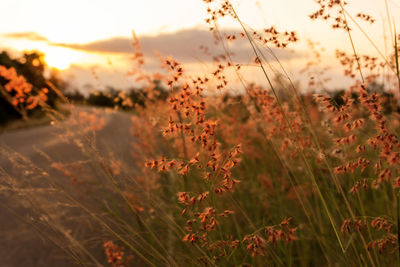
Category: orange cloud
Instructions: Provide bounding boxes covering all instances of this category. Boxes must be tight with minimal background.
[2,29,305,65]
[54,28,305,63]
[2,32,49,42]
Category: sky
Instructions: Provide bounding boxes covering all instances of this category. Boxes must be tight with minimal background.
[1,0,400,92]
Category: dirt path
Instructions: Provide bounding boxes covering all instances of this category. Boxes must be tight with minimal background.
[0,106,136,266]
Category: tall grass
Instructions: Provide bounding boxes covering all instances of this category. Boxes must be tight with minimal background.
[2,0,400,266]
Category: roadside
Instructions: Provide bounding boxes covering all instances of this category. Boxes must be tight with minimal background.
[0,105,136,266]
[0,103,71,134]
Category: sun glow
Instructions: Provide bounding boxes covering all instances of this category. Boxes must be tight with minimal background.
[45,53,71,70]
[41,45,112,70]
[43,47,83,70]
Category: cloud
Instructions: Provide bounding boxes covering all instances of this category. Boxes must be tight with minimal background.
[55,38,132,54]
[2,32,49,42]
[2,28,304,64]
[53,28,304,63]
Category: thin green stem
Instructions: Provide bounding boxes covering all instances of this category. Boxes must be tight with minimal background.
[229,3,346,255]
[339,2,364,83]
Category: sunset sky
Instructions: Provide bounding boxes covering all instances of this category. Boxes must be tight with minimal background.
[1,0,400,91]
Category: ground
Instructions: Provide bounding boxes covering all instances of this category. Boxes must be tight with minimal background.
[0,106,134,266]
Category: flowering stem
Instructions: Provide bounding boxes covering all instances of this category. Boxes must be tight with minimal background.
[397,190,400,263]
[394,27,400,95]
[228,3,347,255]
[339,2,364,84]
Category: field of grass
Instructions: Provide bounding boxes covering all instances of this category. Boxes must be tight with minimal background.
[2,0,400,266]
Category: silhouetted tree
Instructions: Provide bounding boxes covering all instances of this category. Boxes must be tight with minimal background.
[0,50,65,125]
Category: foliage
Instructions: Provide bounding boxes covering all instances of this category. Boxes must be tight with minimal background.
[3,1,400,266]
[0,51,63,125]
